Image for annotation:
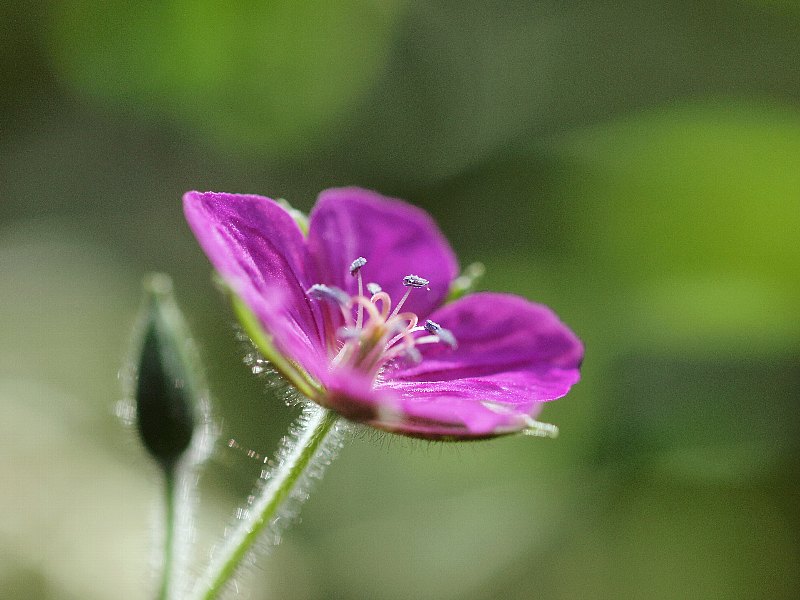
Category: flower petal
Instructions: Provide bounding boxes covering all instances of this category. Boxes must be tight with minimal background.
[307,187,458,319]
[317,368,400,423]
[378,293,584,435]
[320,368,540,440]
[318,292,582,439]
[183,191,327,377]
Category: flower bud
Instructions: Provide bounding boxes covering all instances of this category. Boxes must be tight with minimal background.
[132,274,206,471]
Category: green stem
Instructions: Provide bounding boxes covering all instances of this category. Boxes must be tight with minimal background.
[192,407,339,600]
[158,469,178,600]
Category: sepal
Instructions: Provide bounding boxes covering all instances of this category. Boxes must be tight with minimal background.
[131,274,208,470]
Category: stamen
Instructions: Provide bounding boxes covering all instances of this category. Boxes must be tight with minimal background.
[309,283,351,354]
[306,284,349,307]
[360,314,418,372]
[350,257,367,328]
[423,319,441,333]
[404,346,423,364]
[423,319,458,349]
[390,274,430,319]
[384,317,422,351]
[412,335,445,346]
[370,291,392,319]
[336,327,361,340]
[403,274,429,288]
[318,271,455,381]
[351,296,384,325]
[388,312,419,332]
[383,313,418,344]
[349,257,367,275]
[381,337,422,365]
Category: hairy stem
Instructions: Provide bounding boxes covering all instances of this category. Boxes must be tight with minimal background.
[192,407,340,600]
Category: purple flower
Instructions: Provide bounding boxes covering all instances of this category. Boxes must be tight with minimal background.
[184,187,583,440]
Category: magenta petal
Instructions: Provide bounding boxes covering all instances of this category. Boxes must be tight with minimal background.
[379,371,562,438]
[307,187,459,318]
[322,369,539,439]
[386,393,538,439]
[390,293,583,384]
[183,191,327,377]
[318,368,402,423]
[379,293,583,435]
[316,368,498,440]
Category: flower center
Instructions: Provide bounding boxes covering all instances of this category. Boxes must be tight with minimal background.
[306,257,456,382]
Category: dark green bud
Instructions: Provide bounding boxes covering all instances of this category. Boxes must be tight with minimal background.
[132,274,206,471]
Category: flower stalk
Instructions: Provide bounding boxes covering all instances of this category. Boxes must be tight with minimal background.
[158,470,178,600]
[192,406,341,600]
[124,274,213,600]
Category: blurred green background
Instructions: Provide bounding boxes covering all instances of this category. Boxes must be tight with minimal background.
[2,1,799,598]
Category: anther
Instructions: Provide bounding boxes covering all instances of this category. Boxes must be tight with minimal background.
[306,284,349,306]
[423,319,441,334]
[366,282,382,295]
[392,274,429,317]
[350,257,368,328]
[403,274,430,288]
[424,319,457,349]
[349,257,367,275]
